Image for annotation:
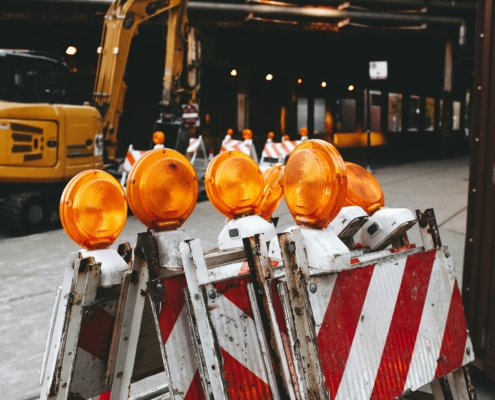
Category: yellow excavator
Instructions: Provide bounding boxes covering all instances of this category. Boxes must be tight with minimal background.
[0,0,195,234]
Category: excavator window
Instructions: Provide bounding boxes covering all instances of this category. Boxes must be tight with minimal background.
[0,53,73,105]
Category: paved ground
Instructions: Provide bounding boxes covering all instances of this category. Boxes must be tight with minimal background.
[1,155,494,399]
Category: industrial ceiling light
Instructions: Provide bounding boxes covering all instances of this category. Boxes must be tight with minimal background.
[66,46,77,56]
[321,81,327,88]
[348,84,355,91]
[266,73,274,81]
[230,69,237,76]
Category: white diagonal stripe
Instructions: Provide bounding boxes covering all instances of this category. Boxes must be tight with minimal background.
[164,305,199,395]
[307,274,338,337]
[404,252,455,392]
[335,256,407,400]
[209,292,270,384]
[70,347,109,398]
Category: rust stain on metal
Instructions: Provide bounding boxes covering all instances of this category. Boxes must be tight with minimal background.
[140,231,161,280]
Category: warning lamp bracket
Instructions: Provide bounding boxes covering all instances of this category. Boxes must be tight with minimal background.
[269,226,350,272]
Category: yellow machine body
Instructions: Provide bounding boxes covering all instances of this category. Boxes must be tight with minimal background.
[0,101,104,183]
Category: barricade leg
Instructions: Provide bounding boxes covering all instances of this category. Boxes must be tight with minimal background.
[142,230,206,399]
[181,238,283,399]
[243,234,301,399]
[278,230,327,399]
[109,234,150,400]
[55,257,102,400]
[452,366,477,400]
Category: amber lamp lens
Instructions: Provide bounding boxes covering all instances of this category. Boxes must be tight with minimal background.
[205,151,263,218]
[242,129,253,140]
[60,170,127,249]
[283,135,290,141]
[268,132,275,139]
[126,148,198,231]
[344,162,384,215]
[284,139,347,229]
[255,164,284,220]
[153,131,165,145]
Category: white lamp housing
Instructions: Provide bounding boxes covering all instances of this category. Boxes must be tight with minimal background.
[218,215,276,250]
[360,208,417,251]
[327,206,369,239]
[269,226,350,272]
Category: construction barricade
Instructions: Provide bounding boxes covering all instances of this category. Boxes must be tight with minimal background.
[40,142,477,400]
[259,140,301,172]
[220,136,258,163]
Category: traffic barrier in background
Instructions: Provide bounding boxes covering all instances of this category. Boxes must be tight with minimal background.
[186,135,207,168]
[120,145,147,187]
[259,140,301,172]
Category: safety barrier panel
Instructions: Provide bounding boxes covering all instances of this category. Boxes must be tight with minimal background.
[259,140,301,171]
[40,209,477,400]
[220,138,258,163]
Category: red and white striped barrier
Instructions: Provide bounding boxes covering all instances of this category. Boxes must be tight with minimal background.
[122,145,147,174]
[155,273,205,398]
[220,137,258,162]
[121,145,147,186]
[187,137,201,153]
[259,140,301,171]
[261,140,301,160]
[186,135,208,167]
[181,239,281,398]
[269,209,475,399]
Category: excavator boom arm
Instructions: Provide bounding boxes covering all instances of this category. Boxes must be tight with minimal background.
[93,0,186,161]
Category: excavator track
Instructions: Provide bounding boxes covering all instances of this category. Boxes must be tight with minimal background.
[0,191,56,234]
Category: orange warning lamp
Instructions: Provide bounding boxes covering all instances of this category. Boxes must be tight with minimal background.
[299,127,308,136]
[153,131,165,145]
[282,134,290,141]
[126,148,198,231]
[226,128,234,137]
[242,129,253,140]
[344,162,384,215]
[205,151,263,219]
[284,139,347,229]
[255,164,284,220]
[60,170,127,249]
[267,132,275,140]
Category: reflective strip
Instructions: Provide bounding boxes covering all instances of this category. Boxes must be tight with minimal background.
[405,252,454,391]
[187,138,200,153]
[335,258,406,400]
[372,250,436,399]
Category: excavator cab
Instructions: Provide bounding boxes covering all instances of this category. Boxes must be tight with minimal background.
[0,50,73,105]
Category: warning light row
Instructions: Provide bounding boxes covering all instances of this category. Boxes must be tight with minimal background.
[59,141,384,249]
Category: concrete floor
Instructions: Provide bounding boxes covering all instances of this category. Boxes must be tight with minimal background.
[1,155,493,399]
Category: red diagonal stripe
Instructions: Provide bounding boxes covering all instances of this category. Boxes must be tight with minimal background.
[220,348,272,399]
[215,277,254,320]
[126,151,135,166]
[435,283,469,378]
[159,274,188,344]
[185,370,206,400]
[371,250,436,399]
[317,265,375,399]
[78,306,115,362]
